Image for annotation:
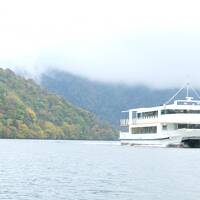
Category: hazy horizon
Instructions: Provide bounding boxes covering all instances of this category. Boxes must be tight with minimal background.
[1,0,200,88]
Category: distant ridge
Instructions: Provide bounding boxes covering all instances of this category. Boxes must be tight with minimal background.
[42,70,186,127]
[0,68,117,140]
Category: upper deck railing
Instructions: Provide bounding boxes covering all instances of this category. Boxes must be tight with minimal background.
[120,119,130,126]
[120,116,158,126]
[120,83,200,127]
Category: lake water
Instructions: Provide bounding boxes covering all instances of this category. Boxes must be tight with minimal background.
[0,140,200,200]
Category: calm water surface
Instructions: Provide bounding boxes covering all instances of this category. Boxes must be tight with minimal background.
[0,140,200,200]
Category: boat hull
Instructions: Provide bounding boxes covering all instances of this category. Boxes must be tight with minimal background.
[120,129,200,148]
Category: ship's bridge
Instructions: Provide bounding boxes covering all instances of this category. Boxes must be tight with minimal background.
[174,97,200,106]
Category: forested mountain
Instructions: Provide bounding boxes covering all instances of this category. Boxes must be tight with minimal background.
[0,68,117,140]
[42,70,187,127]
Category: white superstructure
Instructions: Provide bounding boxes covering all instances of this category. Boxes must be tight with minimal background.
[120,83,200,147]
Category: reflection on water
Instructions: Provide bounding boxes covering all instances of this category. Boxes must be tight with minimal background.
[0,139,200,200]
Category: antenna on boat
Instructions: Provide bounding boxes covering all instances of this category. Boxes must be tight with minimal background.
[164,83,186,105]
[186,82,189,98]
[190,85,200,100]
[164,82,200,105]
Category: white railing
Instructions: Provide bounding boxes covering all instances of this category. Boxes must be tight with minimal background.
[120,116,159,126]
[120,119,137,126]
[120,119,129,126]
[136,116,158,123]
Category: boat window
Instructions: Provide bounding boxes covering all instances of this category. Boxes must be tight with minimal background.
[132,112,137,119]
[177,124,200,129]
[177,101,200,105]
[161,109,200,115]
[137,111,158,119]
[162,125,167,130]
[137,113,142,118]
[132,126,157,134]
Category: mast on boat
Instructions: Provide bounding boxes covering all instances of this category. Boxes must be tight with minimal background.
[164,82,200,106]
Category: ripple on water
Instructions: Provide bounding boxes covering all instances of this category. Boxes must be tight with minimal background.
[0,140,200,200]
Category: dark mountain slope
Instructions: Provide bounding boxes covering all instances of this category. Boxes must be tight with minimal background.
[42,70,186,127]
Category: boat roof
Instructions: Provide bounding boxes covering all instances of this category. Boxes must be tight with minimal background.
[122,83,200,113]
[123,99,200,113]
[122,99,200,113]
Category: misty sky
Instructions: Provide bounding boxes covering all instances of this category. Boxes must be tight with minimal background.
[0,0,200,88]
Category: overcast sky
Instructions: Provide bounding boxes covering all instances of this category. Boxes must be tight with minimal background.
[0,0,200,88]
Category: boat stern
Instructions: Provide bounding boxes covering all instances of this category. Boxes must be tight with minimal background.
[168,129,200,148]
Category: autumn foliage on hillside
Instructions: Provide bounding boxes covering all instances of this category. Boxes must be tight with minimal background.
[0,68,117,140]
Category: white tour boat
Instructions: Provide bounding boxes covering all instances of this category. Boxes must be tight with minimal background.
[120,83,200,147]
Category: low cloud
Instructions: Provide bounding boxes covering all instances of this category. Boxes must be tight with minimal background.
[0,0,200,88]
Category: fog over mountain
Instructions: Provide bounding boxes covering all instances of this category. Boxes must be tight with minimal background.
[6,63,200,90]
[1,0,200,88]
[42,69,200,127]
